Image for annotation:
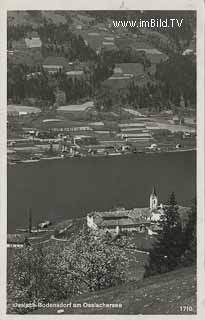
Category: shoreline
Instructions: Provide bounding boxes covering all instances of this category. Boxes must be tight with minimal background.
[7,148,196,165]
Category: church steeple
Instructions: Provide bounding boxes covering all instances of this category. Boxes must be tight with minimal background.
[150,186,158,211]
[151,185,157,196]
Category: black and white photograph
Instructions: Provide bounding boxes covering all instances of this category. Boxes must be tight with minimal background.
[1,0,205,317]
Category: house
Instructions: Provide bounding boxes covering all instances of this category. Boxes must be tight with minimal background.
[113,63,145,78]
[25,31,42,49]
[135,48,168,74]
[42,56,68,73]
[182,38,196,56]
[38,220,51,229]
[172,115,185,125]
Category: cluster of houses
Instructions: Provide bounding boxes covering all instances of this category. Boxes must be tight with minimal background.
[7,186,190,247]
[87,187,190,235]
[9,31,42,52]
[8,21,169,90]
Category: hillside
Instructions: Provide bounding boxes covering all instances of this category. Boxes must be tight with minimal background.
[32,266,196,315]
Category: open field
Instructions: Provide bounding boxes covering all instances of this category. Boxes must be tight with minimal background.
[31,266,196,315]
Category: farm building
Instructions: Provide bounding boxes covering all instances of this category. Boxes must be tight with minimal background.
[87,210,151,234]
[25,31,42,48]
[42,56,68,73]
[87,187,191,235]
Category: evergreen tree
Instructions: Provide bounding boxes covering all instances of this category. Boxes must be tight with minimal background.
[180,198,196,266]
[144,192,186,277]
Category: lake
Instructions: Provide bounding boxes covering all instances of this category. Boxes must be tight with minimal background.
[7,151,196,232]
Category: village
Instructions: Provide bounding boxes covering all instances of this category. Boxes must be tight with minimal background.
[7,187,190,248]
[6,10,197,315]
[7,11,196,164]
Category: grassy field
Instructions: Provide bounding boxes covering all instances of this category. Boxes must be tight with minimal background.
[31,266,196,315]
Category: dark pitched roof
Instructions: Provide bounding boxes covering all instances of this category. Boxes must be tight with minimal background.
[97,210,129,218]
[99,217,150,228]
[90,208,152,228]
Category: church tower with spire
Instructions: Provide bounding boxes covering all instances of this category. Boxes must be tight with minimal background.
[150,186,158,211]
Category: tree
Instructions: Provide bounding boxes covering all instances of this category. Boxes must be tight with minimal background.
[180,198,196,266]
[144,192,186,277]
[59,229,128,292]
[8,229,128,313]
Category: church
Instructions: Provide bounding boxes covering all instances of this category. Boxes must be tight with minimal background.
[87,187,190,235]
[87,187,167,234]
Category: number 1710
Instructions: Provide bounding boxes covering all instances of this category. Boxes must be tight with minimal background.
[180,305,193,312]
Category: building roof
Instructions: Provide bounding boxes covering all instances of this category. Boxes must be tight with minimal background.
[25,37,42,48]
[96,210,129,218]
[88,207,152,229]
[65,70,84,76]
[99,217,149,227]
[114,63,144,77]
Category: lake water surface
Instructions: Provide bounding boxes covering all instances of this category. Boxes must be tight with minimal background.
[7,151,196,232]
